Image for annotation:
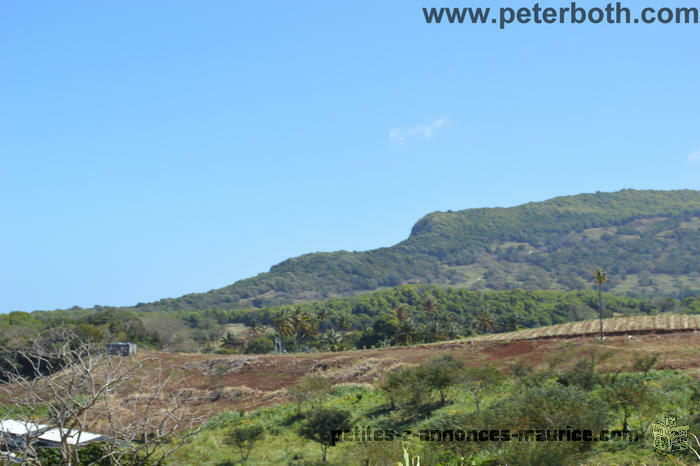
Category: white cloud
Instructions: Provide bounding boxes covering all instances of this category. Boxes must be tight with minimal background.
[389,118,448,145]
[689,151,700,165]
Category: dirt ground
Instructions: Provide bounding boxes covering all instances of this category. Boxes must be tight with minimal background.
[131,330,699,417]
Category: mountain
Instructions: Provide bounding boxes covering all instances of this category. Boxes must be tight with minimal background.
[126,189,700,312]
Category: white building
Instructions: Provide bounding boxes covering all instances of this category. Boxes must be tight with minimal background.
[0,419,51,450]
[37,427,106,447]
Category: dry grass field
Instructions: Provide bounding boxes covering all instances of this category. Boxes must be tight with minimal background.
[4,314,696,429]
[119,314,699,418]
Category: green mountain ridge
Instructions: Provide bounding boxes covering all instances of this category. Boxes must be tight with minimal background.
[117,188,700,313]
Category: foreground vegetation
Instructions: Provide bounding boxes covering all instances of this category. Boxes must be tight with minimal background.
[171,348,700,465]
[2,324,698,465]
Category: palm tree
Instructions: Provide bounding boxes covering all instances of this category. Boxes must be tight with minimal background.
[393,304,409,346]
[274,309,295,346]
[422,293,439,342]
[397,319,417,346]
[422,293,439,319]
[317,308,329,323]
[249,319,264,337]
[474,310,495,334]
[336,314,352,333]
[594,269,608,339]
[290,306,317,352]
[320,329,340,351]
[504,314,521,332]
[438,312,458,339]
[316,308,330,333]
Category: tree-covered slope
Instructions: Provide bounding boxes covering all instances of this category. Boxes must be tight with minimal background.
[124,189,700,312]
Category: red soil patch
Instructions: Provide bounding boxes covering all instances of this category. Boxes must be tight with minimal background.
[79,331,700,420]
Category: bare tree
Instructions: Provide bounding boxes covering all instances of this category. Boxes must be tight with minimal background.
[0,326,202,465]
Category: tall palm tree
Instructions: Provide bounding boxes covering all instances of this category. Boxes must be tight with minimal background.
[422,293,439,320]
[393,304,409,345]
[274,309,295,342]
[320,329,340,351]
[504,314,521,332]
[422,293,439,342]
[290,306,317,352]
[594,269,608,339]
[474,310,495,334]
[317,308,329,323]
[336,314,352,333]
[397,318,417,346]
[249,319,264,337]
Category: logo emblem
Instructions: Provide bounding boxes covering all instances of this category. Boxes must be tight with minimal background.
[651,414,689,454]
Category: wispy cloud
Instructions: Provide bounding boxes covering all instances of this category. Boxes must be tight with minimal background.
[689,150,700,165]
[389,118,448,145]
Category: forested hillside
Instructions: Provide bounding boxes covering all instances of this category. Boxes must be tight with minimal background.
[52,189,700,313]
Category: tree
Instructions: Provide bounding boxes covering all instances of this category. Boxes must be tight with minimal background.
[221,331,245,351]
[223,422,265,463]
[0,326,202,465]
[320,329,341,351]
[417,355,463,404]
[287,376,332,415]
[393,304,409,346]
[422,293,439,342]
[273,309,295,341]
[248,319,264,338]
[631,352,659,377]
[474,310,495,335]
[335,313,352,333]
[316,308,330,324]
[602,373,654,431]
[289,306,317,352]
[461,366,503,413]
[396,318,417,346]
[378,367,433,416]
[299,407,353,462]
[593,269,608,339]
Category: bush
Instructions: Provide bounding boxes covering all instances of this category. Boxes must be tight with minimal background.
[244,336,274,354]
[223,422,265,462]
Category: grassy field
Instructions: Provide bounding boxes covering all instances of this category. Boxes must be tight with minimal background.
[169,358,699,465]
[162,316,699,464]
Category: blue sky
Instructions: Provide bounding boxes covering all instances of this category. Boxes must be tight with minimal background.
[1,1,699,313]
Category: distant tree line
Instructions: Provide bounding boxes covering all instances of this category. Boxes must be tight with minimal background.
[4,284,698,356]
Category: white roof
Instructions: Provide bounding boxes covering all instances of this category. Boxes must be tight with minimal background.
[0,419,50,436]
[38,428,104,445]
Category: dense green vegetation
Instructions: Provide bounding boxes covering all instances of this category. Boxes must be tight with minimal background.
[3,285,699,355]
[171,352,700,465]
[33,189,700,315]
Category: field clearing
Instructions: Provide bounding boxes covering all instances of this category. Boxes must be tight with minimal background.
[108,314,699,418]
[466,313,699,342]
[4,315,696,429]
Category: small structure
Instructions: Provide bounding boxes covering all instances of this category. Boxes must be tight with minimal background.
[0,451,22,464]
[0,419,51,450]
[37,428,106,448]
[106,342,137,356]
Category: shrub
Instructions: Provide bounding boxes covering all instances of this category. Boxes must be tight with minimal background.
[244,336,274,354]
[223,422,265,463]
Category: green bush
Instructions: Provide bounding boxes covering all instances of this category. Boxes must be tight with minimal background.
[244,336,274,354]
